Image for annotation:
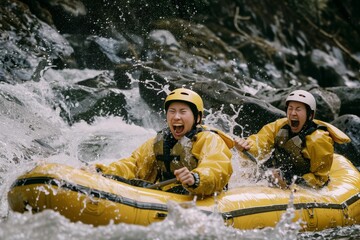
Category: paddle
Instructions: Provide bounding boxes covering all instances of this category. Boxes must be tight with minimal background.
[243,150,269,172]
[101,173,176,189]
[232,138,270,183]
[146,178,178,189]
[232,138,269,170]
[242,150,258,164]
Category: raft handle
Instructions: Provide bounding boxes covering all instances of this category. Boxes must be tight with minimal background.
[146,178,178,189]
[222,213,234,220]
[306,208,314,219]
[156,212,167,219]
[342,205,349,219]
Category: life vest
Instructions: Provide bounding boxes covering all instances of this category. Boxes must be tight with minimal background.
[153,125,234,182]
[153,127,200,181]
[269,121,327,183]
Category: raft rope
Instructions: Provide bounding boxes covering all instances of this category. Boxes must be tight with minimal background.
[10,176,360,220]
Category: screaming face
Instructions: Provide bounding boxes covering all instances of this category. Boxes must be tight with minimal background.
[286,101,308,133]
[290,120,300,128]
[166,102,198,140]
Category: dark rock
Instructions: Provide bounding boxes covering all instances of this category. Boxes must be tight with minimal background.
[301,49,347,87]
[114,65,139,90]
[71,90,128,124]
[327,86,360,116]
[256,85,341,122]
[64,33,143,70]
[311,88,341,122]
[54,72,128,124]
[1,0,359,159]
[331,115,360,166]
[138,68,285,136]
[77,71,116,88]
[0,0,73,83]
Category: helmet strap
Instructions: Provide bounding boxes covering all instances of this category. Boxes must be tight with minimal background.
[305,106,314,120]
[196,112,202,125]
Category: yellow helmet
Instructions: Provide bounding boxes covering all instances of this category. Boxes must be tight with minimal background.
[164,88,204,115]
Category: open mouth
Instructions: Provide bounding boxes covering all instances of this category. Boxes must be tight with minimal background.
[290,120,299,128]
[173,125,184,134]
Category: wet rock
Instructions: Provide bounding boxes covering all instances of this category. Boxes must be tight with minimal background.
[138,68,285,136]
[311,88,341,122]
[256,85,341,122]
[113,64,140,90]
[331,114,360,166]
[301,49,348,87]
[55,72,128,124]
[1,0,359,149]
[0,0,73,83]
[327,86,360,116]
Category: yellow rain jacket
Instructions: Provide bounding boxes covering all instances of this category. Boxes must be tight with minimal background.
[243,118,350,188]
[96,125,234,196]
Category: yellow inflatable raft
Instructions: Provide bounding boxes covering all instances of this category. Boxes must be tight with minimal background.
[7,154,360,231]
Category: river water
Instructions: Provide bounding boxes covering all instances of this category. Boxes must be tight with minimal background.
[0,68,359,239]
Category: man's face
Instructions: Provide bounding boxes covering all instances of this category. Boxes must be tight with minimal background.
[287,101,309,133]
[166,102,197,140]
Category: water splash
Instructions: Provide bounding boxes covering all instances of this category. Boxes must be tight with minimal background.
[0,67,359,239]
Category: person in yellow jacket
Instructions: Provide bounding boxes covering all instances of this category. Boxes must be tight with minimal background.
[235,90,350,189]
[95,88,234,196]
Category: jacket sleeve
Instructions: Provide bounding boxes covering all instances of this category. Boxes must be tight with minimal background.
[301,130,334,188]
[186,131,233,196]
[244,118,287,161]
[95,138,158,182]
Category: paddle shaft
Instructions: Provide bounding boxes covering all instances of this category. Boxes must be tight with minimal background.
[243,149,271,172]
[243,150,258,164]
[147,153,259,189]
[146,178,178,189]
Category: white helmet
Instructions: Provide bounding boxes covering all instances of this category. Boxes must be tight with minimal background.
[286,90,316,117]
